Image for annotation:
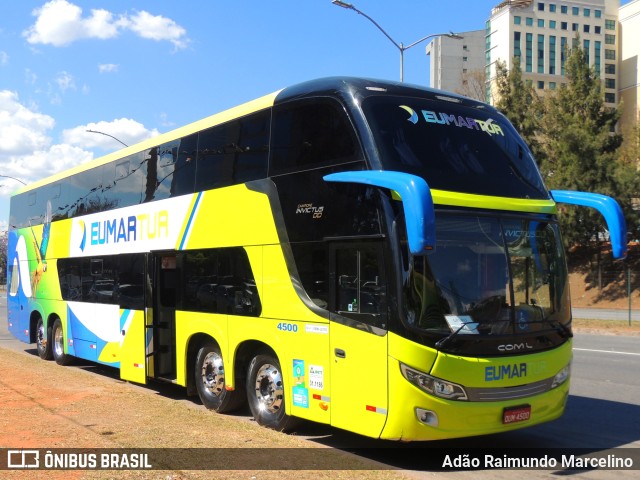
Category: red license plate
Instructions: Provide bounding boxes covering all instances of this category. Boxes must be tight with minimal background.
[503,405,531,424]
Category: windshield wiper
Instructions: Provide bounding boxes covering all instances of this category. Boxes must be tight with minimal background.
[435,323,468,350]
[434,319,484,350]
[541,318,573,339]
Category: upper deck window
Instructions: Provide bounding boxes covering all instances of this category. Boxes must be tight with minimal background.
[270,98,362,175]
[362,96,548,199]
[195,111,269,191]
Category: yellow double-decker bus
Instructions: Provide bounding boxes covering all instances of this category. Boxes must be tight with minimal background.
[6,77,626,440]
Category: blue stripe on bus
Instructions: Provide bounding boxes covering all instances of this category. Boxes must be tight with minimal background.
[179,191,203,250]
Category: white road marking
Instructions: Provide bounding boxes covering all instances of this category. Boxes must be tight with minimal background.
[574,348,640,357]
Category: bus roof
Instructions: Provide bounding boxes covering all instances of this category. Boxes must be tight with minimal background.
[13,77,497,196]
[274,76,498,112]
[13,90,281,195]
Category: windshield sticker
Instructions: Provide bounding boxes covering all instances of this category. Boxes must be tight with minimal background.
[399,105,504,137]
[445,315,479,334]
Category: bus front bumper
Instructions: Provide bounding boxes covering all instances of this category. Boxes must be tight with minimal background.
[380,356,570,441]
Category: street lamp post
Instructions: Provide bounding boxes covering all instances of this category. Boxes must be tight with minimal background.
[331,0,462,82]
[0,175,26,185]
[86,129,129,148]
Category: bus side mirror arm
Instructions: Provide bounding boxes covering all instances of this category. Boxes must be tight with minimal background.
[323,170,436,255]
[550,190,627,259]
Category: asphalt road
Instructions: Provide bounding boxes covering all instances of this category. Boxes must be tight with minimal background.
[573,307,640,321]
[1,294,639,478]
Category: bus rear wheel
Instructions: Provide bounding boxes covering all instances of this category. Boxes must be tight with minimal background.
[36,317,52,360]
[52,319,72,366]
[195,343,245,413]
[246,353,299,431]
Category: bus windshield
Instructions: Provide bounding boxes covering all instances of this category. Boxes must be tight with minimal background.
[362,95,548,199]
[403,213,571,344]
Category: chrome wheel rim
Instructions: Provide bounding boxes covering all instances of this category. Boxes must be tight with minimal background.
[201,351,225,397]
[254,364,283,414]
[53,325,64,358]
[37,321,45,352]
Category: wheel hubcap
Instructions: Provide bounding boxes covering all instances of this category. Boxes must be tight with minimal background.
[53,325,64,358]
[201,352,225,397]
[254,364,283,414]
[37,322,45,351]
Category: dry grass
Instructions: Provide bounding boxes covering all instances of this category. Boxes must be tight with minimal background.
[572,318,640,336]
[0,347,409,480]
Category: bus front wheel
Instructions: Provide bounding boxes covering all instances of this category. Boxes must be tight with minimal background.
[36,317,53,360]
[246,353,298,431]
[195,343,245,413]
[52,319,72,366]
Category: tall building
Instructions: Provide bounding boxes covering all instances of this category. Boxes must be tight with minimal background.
[427,0,640,134]
[485,0,620,105]
[619,0,640,132]
[426,29,485,98]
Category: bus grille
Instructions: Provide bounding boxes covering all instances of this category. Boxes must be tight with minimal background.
[466,378,555,402]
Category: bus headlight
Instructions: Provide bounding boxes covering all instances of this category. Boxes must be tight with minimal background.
[551,362,571,389]
[400,363,468,401]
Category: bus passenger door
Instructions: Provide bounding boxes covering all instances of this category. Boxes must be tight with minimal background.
[329,242,389,438]
[119,308,147,384]
[118,254,149,384]
[146,252,178,381]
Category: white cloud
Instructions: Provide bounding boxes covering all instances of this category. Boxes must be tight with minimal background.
[122,10,189,50]
[25,69,38,85]
[54,71,76,92]
[0,91,160,224]
[0,51,8,66]
[0,90,93,191]
[63,118,160,151]
[98,63,119,74]
[158,112,177,129]
[23,0,119,47]
[0,90,54,155]
[8,143,93,180]
[23,0,189,49]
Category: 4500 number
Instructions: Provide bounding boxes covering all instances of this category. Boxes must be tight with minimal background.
[277,322,298,333]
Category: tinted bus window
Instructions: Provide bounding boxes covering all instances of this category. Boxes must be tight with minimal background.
[195,111,269,191]
[60,165,108,217]
[173,133,198,196]
[58,254,145,309]
[103,153,146,208]
[181,248,261,317]
[147,134,197,201]
[362,96,548,199]
[270,99,362,175]
[182,249,219,313]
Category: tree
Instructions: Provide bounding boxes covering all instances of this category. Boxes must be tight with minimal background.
[493,59,544,161]
[537,43,639,253]
[618,118,640,172]
[616,119,640,241]
[455,68,486,102]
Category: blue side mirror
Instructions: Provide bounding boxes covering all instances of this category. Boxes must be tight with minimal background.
[550,190,627,259]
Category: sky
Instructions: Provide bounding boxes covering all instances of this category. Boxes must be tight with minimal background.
[0,0,633,230]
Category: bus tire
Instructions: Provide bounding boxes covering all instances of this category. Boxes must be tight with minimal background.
[195,343,245,413]
[246,353,299,431]
[52,319,72,366]
[36,316,53,360]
